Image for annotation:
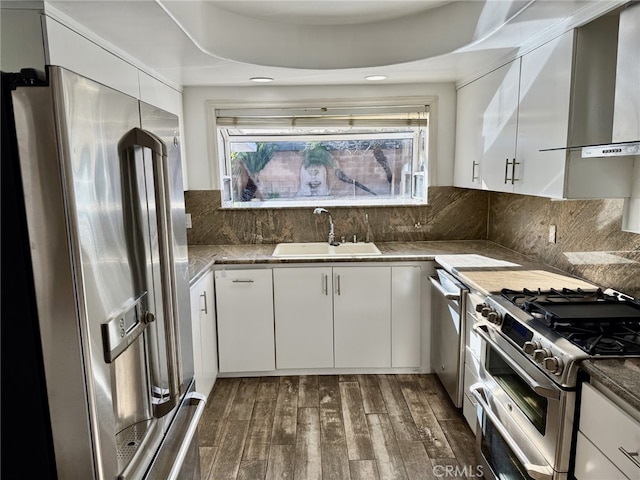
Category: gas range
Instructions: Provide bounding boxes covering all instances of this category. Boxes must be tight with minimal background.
[475,287,640,388]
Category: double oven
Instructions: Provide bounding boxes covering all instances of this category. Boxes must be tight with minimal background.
[469,288,640,480]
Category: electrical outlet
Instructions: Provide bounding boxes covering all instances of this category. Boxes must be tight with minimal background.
[548,224,557,244]
[185,213,192,229]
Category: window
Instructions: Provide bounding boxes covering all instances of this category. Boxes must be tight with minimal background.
[216,105,429,208]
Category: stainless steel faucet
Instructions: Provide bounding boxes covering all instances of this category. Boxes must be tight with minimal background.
[364,213,371,243]
[313,207,336,244]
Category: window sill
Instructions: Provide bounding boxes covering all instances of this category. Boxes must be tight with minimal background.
[219,197,429,210]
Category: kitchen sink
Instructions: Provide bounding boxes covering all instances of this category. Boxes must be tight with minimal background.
[272,242,381,257]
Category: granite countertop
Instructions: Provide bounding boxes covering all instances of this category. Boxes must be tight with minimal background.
[580,358,640,413]
[188,240,598,294]
[187,240,544,285]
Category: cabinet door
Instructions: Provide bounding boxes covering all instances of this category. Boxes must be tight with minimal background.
[215,269,275,373]
[190,271,217,395]
[574,432,628,480]
[44,16,140,99]
[453,80,483,189]
[578,382,640,480]
[391,266,421,368]
[273,267,334,369]
[189,277,204,383]
[514,31,573,198]
[334,266,391,368]
[199,272,217,379]
[478,59,521,193]
[454,59,520,191]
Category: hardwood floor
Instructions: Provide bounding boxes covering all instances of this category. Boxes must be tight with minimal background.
[198,374,477,480]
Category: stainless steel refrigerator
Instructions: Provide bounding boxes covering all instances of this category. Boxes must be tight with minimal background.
[2,66,205,479]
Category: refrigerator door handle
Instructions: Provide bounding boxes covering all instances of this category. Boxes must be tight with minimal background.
[119,127,182,417]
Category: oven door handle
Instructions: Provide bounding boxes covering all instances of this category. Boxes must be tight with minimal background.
[470,384,555,480]
[473,323,561,401]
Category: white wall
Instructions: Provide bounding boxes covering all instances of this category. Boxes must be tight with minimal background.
[183,83,457,190]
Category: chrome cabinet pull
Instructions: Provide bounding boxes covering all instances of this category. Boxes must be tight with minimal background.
[232,279,254,283]
[323,274,328,296]
[619,447,640,469]
[472,160,479,182]
[336,274,341,296]
[504,158,511,184]
[511,159,519,184]
[200,291,208,314]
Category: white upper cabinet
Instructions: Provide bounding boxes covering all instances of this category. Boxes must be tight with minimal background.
[3,7,183,118]
[44,16,140,99]
[454,59,520,192]
[513,31,574,197]
[455,14,635,199]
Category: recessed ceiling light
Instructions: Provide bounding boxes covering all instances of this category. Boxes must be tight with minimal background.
[365,75,387,81]
[250,76,274,83]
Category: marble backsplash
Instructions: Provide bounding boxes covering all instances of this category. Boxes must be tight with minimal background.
[184,186,489,245]
[488,193,640,298]
[184,187,640,297]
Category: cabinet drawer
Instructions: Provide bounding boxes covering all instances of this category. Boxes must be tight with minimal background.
[574,432,628,480]
[579,383,640,479]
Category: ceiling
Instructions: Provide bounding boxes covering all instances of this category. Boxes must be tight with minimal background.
[45,0,626,88]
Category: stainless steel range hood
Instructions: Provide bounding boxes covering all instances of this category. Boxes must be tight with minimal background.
[582,2,639,158]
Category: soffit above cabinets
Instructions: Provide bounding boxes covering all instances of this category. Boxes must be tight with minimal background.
[42,0,627,87]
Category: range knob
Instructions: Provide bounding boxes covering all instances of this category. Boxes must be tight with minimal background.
[523,341,541,355]
[486,311,502,325]
[543,356,564,375]
[481,307,492,318]
[475,303,488,313]
[532,348,552,363]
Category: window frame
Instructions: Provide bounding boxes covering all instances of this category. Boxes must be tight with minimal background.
[207,96,438,209]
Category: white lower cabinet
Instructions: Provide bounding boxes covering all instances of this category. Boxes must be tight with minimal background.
[273,267,334,369]
[333,266,392,368]
[391,266,421,368]
[574,382,640,480]
[189,270,217,395]
[215,263,424,373]
[215,269,275,373]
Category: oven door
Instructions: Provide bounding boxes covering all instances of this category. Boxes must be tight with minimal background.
[471,383,554,480]
[472,323,572,478]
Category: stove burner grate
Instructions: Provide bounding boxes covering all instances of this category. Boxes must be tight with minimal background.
[501,287,640,355]
[563,325,640,355]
